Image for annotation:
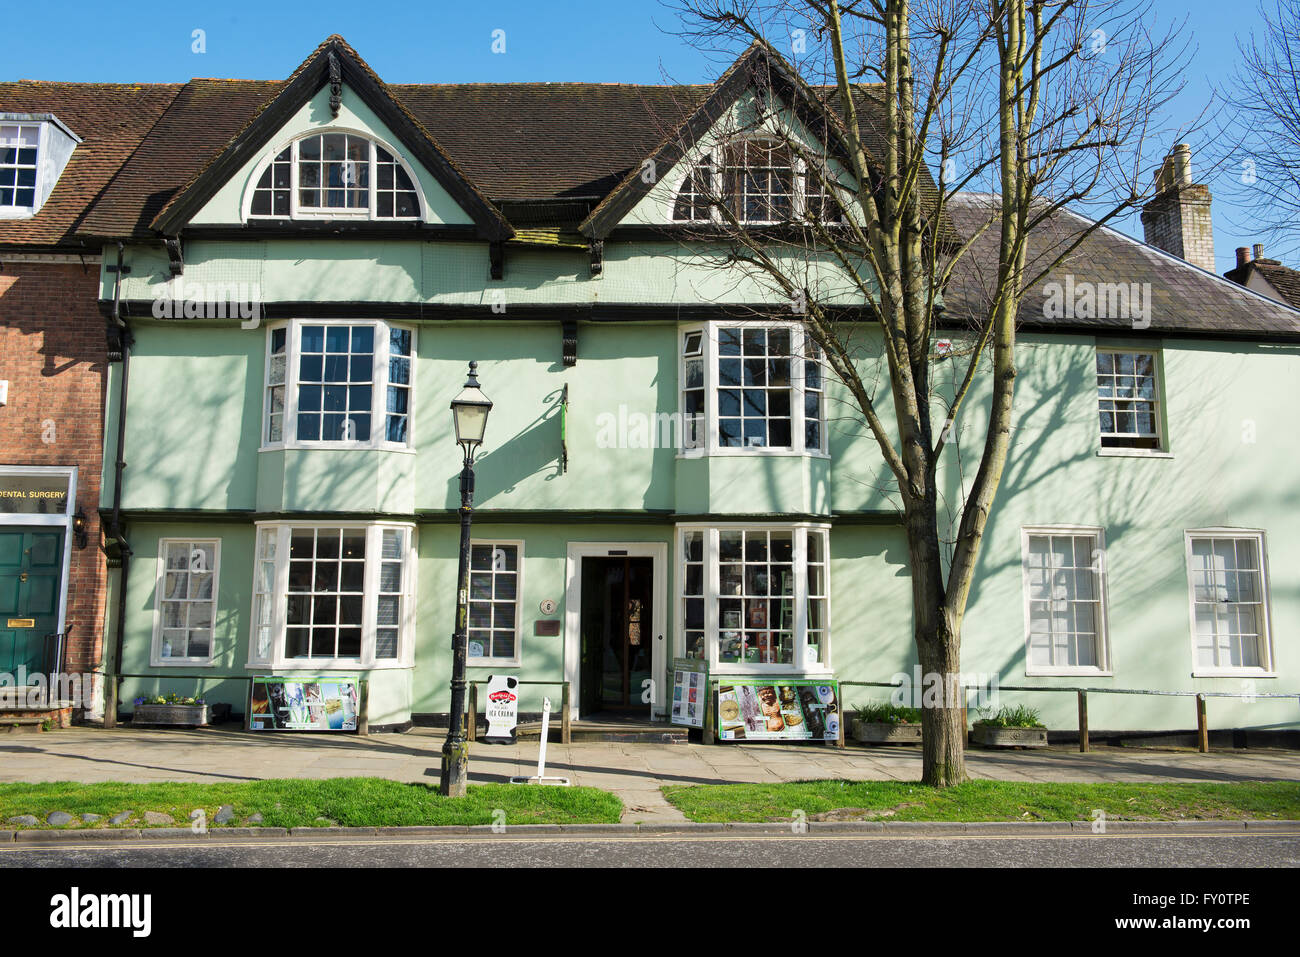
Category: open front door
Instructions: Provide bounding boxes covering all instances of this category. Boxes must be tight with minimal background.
[578,555,656,718]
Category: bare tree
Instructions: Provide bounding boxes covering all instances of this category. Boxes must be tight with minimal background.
[652,0,1187,785]
[1225,0,1300,255]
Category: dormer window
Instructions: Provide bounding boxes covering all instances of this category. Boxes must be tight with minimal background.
[0,114,80,219]
[673,137,843,225]
[248,132,422,220]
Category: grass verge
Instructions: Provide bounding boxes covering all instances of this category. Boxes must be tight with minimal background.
[661,779,1300,823]
[0,778,622,829]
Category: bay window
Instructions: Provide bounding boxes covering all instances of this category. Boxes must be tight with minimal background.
[680,524,830,672]
[263,320,415,450]
[1185,530,1273,675]
[680,321,826,455]
[247,523,414,668]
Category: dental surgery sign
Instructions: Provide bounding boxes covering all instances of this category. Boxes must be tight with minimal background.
[483,674,519,743]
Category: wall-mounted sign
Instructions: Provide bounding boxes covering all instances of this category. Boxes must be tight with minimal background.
[717,679,840,742]
[249,676,359,731]
[483,674,520,743]
[0,474,70,515]
[534,619,561,637]
[670,657,708,729]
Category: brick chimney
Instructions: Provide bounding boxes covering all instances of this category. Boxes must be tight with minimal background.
[1140,143,1216,272]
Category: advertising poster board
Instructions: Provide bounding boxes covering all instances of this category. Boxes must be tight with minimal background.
[483,674,520,743]
[249,676,359,731]
[716,679,840,742]
[670,657,708,728]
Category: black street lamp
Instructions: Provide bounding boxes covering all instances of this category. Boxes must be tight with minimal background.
[440,361,493,797]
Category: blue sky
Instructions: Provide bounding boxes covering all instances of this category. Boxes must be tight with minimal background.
[1,0,1271,270]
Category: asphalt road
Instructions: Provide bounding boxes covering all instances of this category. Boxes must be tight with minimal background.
[2,832,1297,867]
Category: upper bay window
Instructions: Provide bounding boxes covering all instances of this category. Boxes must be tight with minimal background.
[680,321,826,455]
[680,524,830,673]
[247,523,414,669]
[673,137,843,225]
[1097,349,1164,451]
[264,320,414,451]
[247,132,422,220]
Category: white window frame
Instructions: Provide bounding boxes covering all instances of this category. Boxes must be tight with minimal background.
[242,129,426,222]
[1183,529,1275,678]
[260,318,416,452]
[1020,525,1112,677]
[676,523,833,676]
[0,121,42,214]
[679,319,827,458]
[466,539,525,668]
[151,538,221,667]
[1096,347,1166,453]
[245,521,416,670]
[671,135,843,226]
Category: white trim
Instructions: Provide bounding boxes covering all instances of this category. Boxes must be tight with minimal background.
[248,520,417,671]
[466,539,525,668]
[1020,524,1112,677]
[0,120,45,218]
[1183,528,1275,678]
[674,521,834,677]
[241,129,427,223]
[563,541,669,721]
[150,538,221,667]
[261,319,416,452]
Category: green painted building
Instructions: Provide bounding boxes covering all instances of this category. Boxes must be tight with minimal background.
[60,37,1300,736]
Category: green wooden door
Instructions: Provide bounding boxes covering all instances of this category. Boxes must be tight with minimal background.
[0,528,65,678]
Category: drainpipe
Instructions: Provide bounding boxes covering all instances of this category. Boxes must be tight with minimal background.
[103,242,133,728]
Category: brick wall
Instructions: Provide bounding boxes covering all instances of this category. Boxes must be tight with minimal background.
[0,261,108,688]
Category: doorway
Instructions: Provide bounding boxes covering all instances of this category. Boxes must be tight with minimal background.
[579,556,654,716]
[0,527,65,676]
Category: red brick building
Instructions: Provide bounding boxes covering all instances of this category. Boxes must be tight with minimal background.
[0,85,179,716]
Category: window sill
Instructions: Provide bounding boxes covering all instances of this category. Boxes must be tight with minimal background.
[468,659,522,669]
[1024,669,1113,678]
[711,666,835,676]
[677,449,831,460]
[266,659,412,671]
[259,444,416,455]
[150,658,216,669]
[1191,669,1277,679]
[1096,448,1172,459]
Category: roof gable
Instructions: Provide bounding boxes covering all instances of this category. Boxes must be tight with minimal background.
[146,36,512,240]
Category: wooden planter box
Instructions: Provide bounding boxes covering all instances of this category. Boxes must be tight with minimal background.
[853,719,923,744]
[133,704,208,727]
[972,724,1047,748]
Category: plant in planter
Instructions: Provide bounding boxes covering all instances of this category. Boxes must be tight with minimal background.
[852,700,925,745]
[132,693,209,727]
[971,705,1048,748]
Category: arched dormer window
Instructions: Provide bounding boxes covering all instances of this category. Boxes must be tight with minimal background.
[247,132,423,220]
[673,137,842,225]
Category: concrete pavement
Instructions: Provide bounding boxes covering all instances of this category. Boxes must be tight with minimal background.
[1,726,1297,822]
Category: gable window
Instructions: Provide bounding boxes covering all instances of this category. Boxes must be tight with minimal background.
[247,523,414,668]
[673,137,843,225]
[468,542,523,666]
[153,539,220,665]
[0,124,39,209]
[680,321,826,455]
[263,320,415,450]
[1097,349,1163,450]
[248,133,422,220]
[680,524,830,672]
[1185,531,1273,675]
[1021,527,1110,674]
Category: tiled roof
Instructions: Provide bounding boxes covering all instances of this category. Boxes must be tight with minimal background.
[0,82,181,251]
[1224,257,1300,311]
[944,192,1300,339]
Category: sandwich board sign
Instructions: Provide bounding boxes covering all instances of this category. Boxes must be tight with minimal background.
[483,674,520,744]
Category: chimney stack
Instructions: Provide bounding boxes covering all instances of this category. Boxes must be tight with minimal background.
[1141,143,1216,272]
[1253,243,1266,261]
[1236,247,1252,269]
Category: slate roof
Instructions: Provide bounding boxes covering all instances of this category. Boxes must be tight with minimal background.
[944,192,1300,340]
[1223,256,1300,311]
[0,82,181,251]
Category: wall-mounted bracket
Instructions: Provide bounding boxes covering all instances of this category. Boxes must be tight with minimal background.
[562,318,577,366]
[164,238,184,276]
[589,240,604,276]
[489,241,504,280]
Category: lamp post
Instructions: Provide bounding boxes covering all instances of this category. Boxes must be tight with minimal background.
[440,361,493,797]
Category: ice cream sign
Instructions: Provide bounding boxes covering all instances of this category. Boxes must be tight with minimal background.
[483,674,520,743]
